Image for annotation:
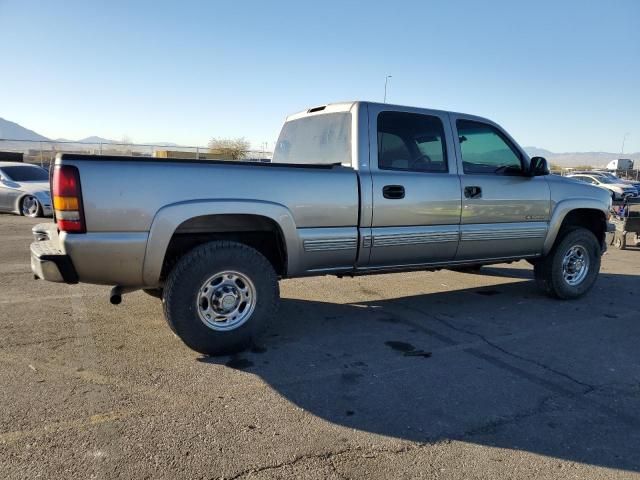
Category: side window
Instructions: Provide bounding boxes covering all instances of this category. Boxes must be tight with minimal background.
[456,120,523,174]
[574,176,593,184]
[378,111,448,173]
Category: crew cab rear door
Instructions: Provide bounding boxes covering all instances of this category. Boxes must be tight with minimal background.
[364,105,462,268]
[450,114,550,261]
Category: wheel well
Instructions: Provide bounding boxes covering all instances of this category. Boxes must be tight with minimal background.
[16,194,36,214]
[160,214,287,281]
[16,194,29,210]
[558,209,606,246]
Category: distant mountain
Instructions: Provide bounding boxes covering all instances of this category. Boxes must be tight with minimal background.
[523,147,554,158]
[524,147,640,168]
[78,136,116,144]
[0,117,49,141]
[147,142,179,147]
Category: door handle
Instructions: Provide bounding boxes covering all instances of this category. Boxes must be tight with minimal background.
[383,185,405,199]
[464,186,482,199]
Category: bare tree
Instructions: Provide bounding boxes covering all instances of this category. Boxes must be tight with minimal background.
[119,134,133,155]
[208,137,250,160]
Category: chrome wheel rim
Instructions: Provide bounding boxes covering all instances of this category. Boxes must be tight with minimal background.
[22,196,39,217]
[196,271,257,331]
[561,245,590,286]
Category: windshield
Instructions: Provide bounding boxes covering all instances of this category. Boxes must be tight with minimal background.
[596,176,616,184]
[1,165,49,182]
[272,112,351,166]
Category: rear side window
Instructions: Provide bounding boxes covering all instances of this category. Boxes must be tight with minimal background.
[0,165,49,181]
[457,120,523,174]
[272,112,351,166]
[377,111,447,173]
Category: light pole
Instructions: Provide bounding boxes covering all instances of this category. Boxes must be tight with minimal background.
[383,75,392,103]
[621,132,630,155]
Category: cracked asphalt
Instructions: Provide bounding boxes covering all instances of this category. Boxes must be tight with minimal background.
[1,213,639,479]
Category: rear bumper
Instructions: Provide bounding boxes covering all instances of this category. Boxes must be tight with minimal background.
[30,228,78,284]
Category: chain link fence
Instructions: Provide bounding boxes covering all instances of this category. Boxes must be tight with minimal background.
[0,139,272,169]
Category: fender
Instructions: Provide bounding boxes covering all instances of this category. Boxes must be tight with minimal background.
[142,199,300,286]
[543,197,609,254]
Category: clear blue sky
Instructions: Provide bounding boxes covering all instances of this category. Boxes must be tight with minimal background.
[1,0,638,153]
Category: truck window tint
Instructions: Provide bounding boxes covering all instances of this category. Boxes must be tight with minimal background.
[377,112,447,173]
[272,112,351,166]
[457,120,523,174]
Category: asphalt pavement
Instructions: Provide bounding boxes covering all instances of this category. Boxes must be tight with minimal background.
[1,213,639,479]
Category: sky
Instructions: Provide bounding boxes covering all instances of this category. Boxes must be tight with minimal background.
[0,0,638,153]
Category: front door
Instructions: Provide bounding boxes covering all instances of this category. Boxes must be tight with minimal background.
[366,107,462,269]
[451,116,550,261]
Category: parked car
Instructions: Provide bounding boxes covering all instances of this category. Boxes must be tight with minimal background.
[30,101,614,355]
[590,171,640,194]
[570,170,640,196]
[566,173,637,200]
[0,162,52,217]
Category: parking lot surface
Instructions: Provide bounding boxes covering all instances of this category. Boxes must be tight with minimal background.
[1,213,639,479]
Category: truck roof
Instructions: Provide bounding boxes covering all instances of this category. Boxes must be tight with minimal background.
[285,100,493,124]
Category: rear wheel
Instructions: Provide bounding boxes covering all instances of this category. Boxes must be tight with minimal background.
[533,227,601,299]
[21,196,41,218]
[163,241,279,355]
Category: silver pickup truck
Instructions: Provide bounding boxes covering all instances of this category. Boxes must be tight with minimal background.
[31,101,613,355]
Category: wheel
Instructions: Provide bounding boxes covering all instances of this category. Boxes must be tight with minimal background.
[20,196,41,218]
[533,227,601,299]
[162,241,279,355]
[143,288,163,299]
[613,232,627,250]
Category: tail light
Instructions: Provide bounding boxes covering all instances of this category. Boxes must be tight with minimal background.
[52,165,86,233]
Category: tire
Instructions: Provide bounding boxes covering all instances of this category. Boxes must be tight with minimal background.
[533,227,601,299]
[162,240,279,355]
[20,196,42,218]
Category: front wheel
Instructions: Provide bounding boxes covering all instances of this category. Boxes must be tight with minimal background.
[534,227,601,299]
[21,196,41,218]
[162,241,279,355]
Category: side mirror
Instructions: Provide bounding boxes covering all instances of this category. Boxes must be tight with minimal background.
[529,156,550,176]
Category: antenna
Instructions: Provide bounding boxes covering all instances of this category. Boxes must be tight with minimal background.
[383,75,392,103]
[621,132,630,154]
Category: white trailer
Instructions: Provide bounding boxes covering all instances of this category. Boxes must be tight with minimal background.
[606,159,634,171]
